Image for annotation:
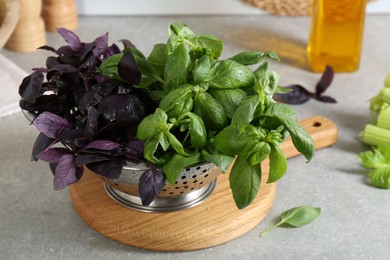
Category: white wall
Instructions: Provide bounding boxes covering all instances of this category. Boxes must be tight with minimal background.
[75,0,390,15]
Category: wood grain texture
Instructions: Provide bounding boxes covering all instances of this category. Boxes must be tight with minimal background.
[6,0,46,52]
[42,0,78,32]
[69,116,338,251]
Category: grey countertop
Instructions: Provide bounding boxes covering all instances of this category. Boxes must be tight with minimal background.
[1,15,390,260]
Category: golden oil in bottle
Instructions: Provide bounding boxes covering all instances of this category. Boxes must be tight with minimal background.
[307,0,367,72]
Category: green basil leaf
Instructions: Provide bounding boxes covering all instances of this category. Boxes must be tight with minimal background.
[163,153,202,185]
[215,124,263,157]
[180,112,207,149]
[264,102,297,121]
[273,115,314,161]
[189,34,223,60]
[159,85,194,118]
[280,206,321,227]
[267,144,287,183]
[368,167,390,189]
[147,43,168,76]
[192,55,211,83]
[164,42,191,92]
[229,51,280,65]
[229,155,261,209]
[231,96,260,130]
[169,22,195,39]
[137,108,168,140]
[132,54,164,88]
[194,91,226,131]
[260,206,321,237]
[143,134,167,165]
[166,131,191,156]
[209,88,247,118]
[200,149,234,173]
[98,53,123,81]
[205,60,255,89]
[247,141,270,166]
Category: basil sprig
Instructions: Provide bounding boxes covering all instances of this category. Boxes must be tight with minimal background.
[99,22,314,208]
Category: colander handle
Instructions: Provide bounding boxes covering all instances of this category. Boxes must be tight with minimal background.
[280,116,338,159]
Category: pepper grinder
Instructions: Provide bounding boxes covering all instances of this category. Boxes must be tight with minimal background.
[6,0,46,52]
[42,0,78,32]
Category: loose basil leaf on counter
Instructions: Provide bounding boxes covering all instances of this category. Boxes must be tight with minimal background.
[274,65,336,104]
[229,155,261,209]
[260,206,321,237]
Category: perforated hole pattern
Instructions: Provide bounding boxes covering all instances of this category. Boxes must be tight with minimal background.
[100,162,219,198]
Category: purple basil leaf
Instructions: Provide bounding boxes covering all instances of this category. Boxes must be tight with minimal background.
[57,128,84,150]
[33,112,73,139]
[74,137,91,148]
[82,140,122,151]
[49,163,57,176]
[119,39,135,49]
[36,147,71,163]
[118,52,141,85]
[38,45,58,54]
[50,64,79,74]
[138,165,165,206]
[75,153,113,166]
[53,154,80,190]
[124,139,144,161]
[56,28,82,52]
[46,56,61,69]
[92,33,109,57]
[316,65,334,96]
[91,79,120,96]
[86,160,123,179]
[20,95,63,114]
[315,95,337,103]
[84,106,98,138]
[78,90,101,112]
[98,93,145,125]
[274,85,312,104]
[19,71,44,103]
[31,132,56,161]
[103,44,121,59]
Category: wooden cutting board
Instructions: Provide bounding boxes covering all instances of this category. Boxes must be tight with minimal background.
[69,116,338,251]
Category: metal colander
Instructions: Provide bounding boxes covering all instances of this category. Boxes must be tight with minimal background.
[102,161,220,212]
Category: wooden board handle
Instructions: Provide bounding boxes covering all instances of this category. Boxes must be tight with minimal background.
[281,116,338,159]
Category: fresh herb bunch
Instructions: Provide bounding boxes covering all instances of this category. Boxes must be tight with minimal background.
[19,23,314,209]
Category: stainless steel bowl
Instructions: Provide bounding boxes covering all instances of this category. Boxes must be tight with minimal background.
[102,161,220,212]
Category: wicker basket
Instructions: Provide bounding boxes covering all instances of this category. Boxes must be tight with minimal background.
[244,0,311,16]
[244,0,373,16]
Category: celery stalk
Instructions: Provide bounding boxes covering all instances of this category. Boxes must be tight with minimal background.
[377,108,390,130]
[384,72,390,89]
[360,124,390,146]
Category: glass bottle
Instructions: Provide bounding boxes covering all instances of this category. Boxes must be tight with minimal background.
[306,0,367,72]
